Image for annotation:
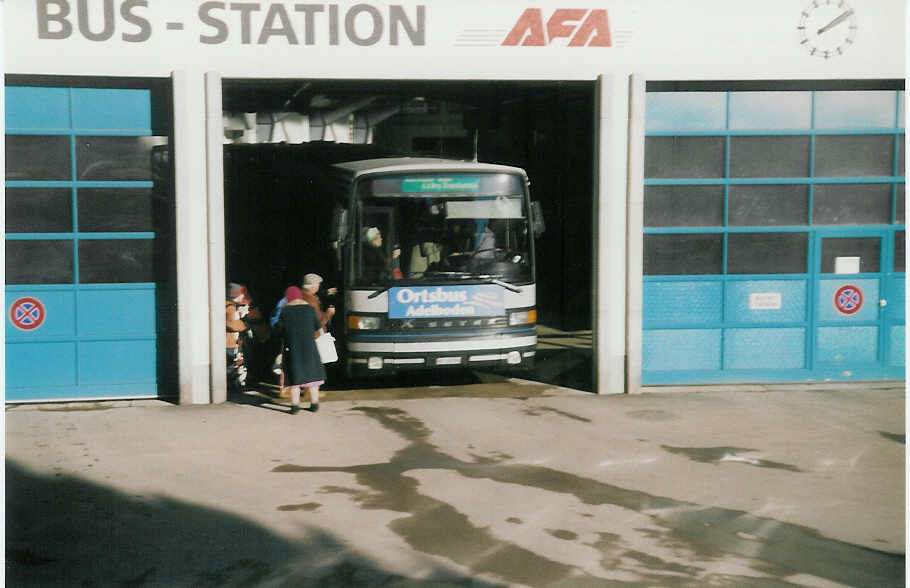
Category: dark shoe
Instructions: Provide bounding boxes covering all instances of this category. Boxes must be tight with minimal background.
[306,403,319,413]
[290,405,301,415]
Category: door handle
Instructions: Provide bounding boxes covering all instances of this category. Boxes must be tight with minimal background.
[880,299,888,307]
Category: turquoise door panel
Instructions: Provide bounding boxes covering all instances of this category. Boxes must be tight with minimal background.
[885,275,905,375]
[72,88,152,132]
[645,92,727,132]
[78,340,157,385]
[5,84,163,402]
[643,281,723,327]
[75,382,160,399]
[642,329,721,371]
[642,88,904,385]
[6,290,76,339]
[725,280,807,323]
[886,279,905,320]
[642,232,902,383]
[5,87,71,130]
[77,288,156,337]
[889,326,905,366]
[818,279,880,322]
[817,326,879,364]
[7,342,77,387]
[724,328,806,369]
[813,232,889,377]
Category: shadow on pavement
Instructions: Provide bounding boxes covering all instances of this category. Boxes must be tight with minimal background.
[242,324,594,400]
[529,347,593,393]
[5,460,500,587]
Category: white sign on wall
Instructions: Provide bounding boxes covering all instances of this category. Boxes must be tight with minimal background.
[834,256,861,274]
[749,292,783,311]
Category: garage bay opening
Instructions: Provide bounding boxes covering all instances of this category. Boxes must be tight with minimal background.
[222,79,595,391]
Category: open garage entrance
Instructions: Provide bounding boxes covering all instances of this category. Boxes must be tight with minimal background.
[220,79,595,391]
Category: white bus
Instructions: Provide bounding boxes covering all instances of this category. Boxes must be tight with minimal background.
[328,158,545,377]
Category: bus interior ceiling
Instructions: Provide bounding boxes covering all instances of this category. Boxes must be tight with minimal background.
[222,79,595,333]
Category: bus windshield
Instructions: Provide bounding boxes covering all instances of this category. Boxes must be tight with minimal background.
[354,172,533,286]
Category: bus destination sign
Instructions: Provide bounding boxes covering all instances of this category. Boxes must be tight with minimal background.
[401,177,480,193]
[389,285,504,318]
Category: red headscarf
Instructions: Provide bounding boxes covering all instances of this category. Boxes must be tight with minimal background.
[285,286,303,301]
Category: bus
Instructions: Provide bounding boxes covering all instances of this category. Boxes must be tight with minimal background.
[327,157,545,377]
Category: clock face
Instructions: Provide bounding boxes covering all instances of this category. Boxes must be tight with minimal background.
[798,0,857,58]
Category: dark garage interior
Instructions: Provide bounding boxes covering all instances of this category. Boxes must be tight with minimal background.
[221,79,595,389]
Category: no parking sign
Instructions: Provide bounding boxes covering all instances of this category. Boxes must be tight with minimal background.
[834,285,863,315]
[9,296,46,330]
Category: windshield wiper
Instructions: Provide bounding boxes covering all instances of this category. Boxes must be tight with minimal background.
[367,273,473,298]
[489,278,521,293]
[480,276,521,293]
[367,283,393,299]
[424,270,472,278]
[427,271,522,293]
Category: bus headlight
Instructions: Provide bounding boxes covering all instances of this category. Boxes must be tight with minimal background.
[508,309,536,326]
[348,315,382,330]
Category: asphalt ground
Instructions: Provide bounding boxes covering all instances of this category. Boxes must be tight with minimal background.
[5,377,906,587]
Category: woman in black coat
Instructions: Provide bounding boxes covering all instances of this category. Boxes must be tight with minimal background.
[273,286,326,414]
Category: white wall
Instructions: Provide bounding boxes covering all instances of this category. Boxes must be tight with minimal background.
[6,0,903,400]
[171,70,213,404]
[5,1,904,80]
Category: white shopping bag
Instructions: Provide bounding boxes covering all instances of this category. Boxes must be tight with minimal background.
[315,332,338,364]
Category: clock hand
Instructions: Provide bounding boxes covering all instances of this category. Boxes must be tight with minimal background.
[817,8,854,35]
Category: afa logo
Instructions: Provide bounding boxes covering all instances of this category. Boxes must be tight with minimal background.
[502,8,611,47]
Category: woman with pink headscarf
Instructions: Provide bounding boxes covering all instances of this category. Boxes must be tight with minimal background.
[272,286,325,414]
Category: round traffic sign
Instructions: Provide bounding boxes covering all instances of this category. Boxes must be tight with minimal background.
[9,296,46,330]
[834,285,863,315]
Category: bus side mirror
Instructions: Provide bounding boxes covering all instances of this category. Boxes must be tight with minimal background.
[331,207,349,243]
[331,207,349,270]
[530,201,545,238]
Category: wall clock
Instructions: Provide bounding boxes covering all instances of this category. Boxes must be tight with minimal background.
[798,1,857,58]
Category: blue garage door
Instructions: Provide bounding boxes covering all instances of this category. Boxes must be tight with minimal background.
[642,86,905,385]
[5,85,171,401]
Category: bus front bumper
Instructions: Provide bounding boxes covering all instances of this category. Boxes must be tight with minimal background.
[344,331,536,375]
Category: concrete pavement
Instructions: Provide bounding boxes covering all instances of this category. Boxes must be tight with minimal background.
[5,378,906,587]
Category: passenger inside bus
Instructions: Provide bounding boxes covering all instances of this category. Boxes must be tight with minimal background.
[441,219,478,267]
[407,241,442,277]
[356,198,531,283]
[472,222,497,260]
[361,226,401,284]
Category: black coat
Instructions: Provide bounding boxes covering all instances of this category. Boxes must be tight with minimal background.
[274,303,326,386]
[363,244,391,284]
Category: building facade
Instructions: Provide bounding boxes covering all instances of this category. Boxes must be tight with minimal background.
[3,1,905,402]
